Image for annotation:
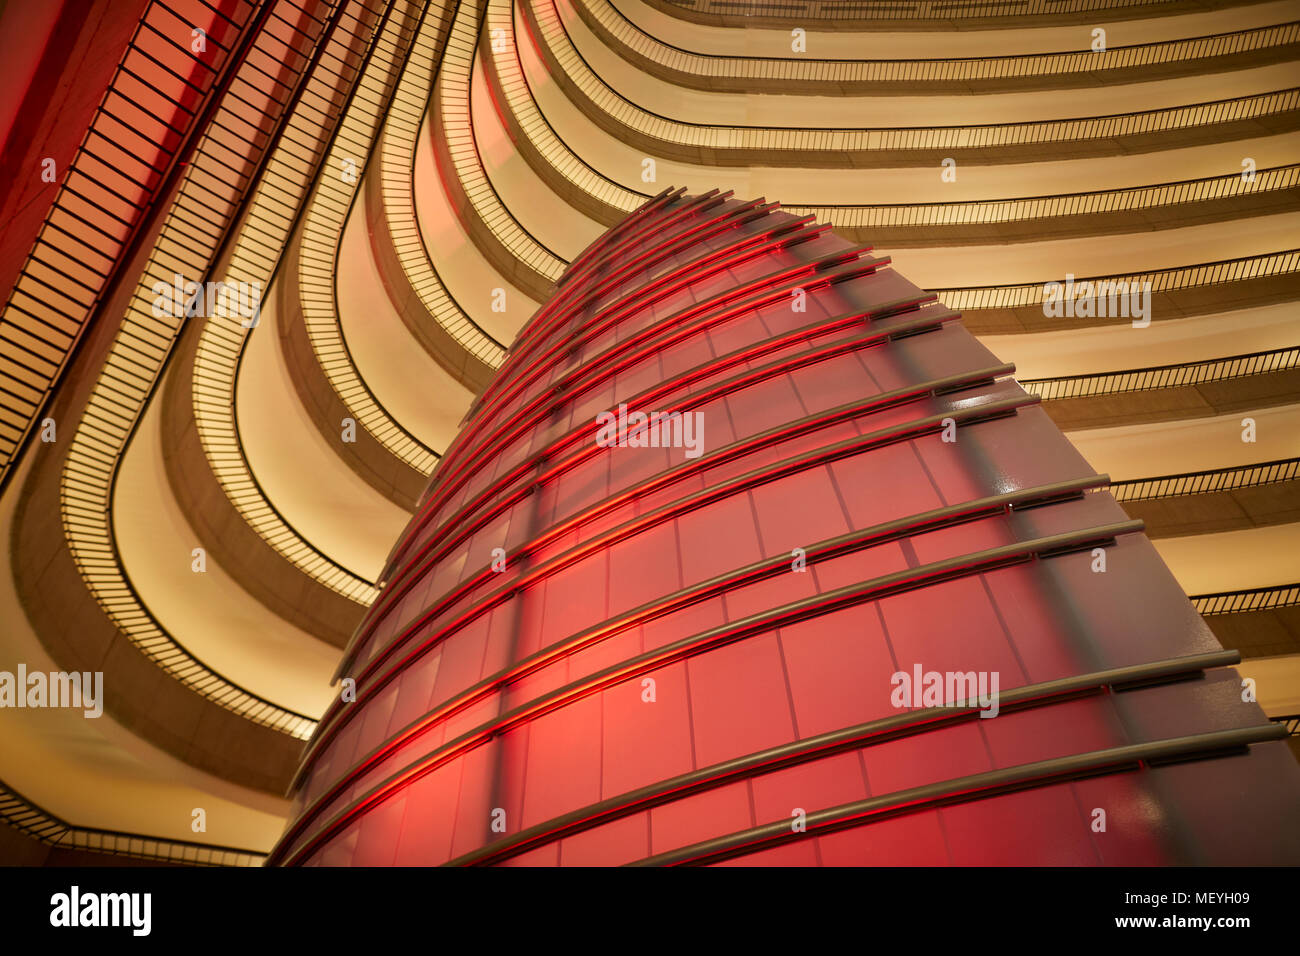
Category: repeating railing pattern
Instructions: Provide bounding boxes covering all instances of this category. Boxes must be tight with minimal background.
[0,780,264,867]
[592,3,1300,86]
[938,250,1300,313]
[1192,583,1300,615]
[58,0,350,742]
[190,0,397,608]
[379,1,510,372]
[651,0,1216,21]
[486,2,1299,236]
[536,0,1300,155]
[0,0,255,493]
[1112,457,1300,501]
[1022,346,1300,401]
[438,0,566,285]
[796,165,1300,230]
[295,1,444,477]
[487,0,642,217]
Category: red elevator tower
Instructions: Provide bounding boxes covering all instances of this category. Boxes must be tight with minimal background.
[270,189,1300,866]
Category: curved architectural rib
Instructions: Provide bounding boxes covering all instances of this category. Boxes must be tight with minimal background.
[15,3,352,774]
[433,0,566,299]
[641,0,1252,29]
[280,0,441,507]
[484,0,1299,240]
[583,1,1300,94]
[526,0,1300,168]
[270,192,1300,866]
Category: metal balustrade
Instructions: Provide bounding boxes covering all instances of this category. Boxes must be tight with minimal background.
[938,249,1300,313]
[488,0,643,217]
[594,2,1300,87]
[296,3,442,477]
[1112,457,1300,501]
[534,0,1300,157]
[1192,582,1300,615]
[439,0,566,285]
[0,780,264,867]
[189,0,400,609]
[1021,346,1300,401]
[794,165,1300,229]
[379,1,510,372]
[478,0,1300,301]
[58,0,352,741]
[0,0,256,495]
[488,2,1300,218]
[1274,714,1300,736]
[650,0,1218,21]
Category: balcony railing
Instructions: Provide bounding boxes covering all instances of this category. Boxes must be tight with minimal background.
[0,779,264,867]
[380,0,510,371]
[594,3,1300,87]
[58,0,351,741]
[940,250,1300,313]
[1112,458,1300,502]
[1192,583,1300,616]
[0,0,257,494]
[1021,346,1300,401]
[798,165,1300,230]
[651,0,1210,21]
[536,0,1300,156]
[492,1,1300,233]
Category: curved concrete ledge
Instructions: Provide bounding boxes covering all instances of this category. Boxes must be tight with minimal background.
[12,440,303,795]
[959,271,1300,334]
[277,229,429,511]
[1043,366,1300,430]
[581,1,1300,95]
[524,1,1300,169]
[833,186,1300,246]
[366,131,498,396]
[637,0,1252,31]
[431,66,559,300]
[430,2,562,301]
[1125,478,1300,537]
[1205,605,1300,657]
[160,319,366,650]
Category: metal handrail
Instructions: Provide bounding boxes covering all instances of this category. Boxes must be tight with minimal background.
[649,0,1220,21]
[381,0,511,372]
[1022,346,1300,401]
[1273,714,1300,736]
[1112,457,1300,501]
[793,165,1300,228]
[0,779,264,867]
[496,3,1300,231]
[296,3,442,476]
[0,0,257,494]
[440,0,565,285]
[535,0,1300,155]
[938,249,1300,312]
[596,2,1300,86]
[1192,582,1300,615]
[57,0,360,741]
[189,0,408,608]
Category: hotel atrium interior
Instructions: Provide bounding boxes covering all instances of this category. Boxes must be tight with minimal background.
[0,0,1298,867]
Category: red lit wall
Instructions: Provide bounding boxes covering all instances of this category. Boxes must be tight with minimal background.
[270,189,1300,866]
